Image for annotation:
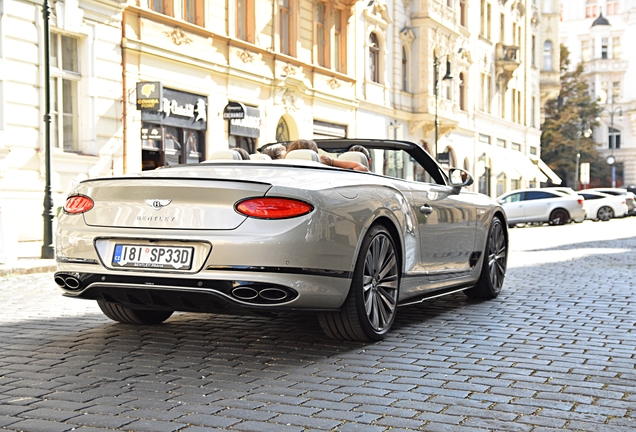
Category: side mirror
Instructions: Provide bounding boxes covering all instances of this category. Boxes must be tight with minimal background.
[448,168,474,193]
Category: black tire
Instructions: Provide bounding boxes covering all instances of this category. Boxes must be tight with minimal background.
[97,301,173,325]
[464,217,507,300]
[597,206,614,221]
[318,225,400,341]
[548,208,570,225]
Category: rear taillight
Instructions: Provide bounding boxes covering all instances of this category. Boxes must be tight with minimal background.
[577,198,584,205]
[64,195,94,214]
[236,197,313,219]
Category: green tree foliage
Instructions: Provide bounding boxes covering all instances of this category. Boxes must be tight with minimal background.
[541,45,608,188]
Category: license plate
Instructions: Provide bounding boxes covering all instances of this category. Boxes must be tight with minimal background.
[112,244,194,270]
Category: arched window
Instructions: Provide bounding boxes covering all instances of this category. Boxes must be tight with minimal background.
[369,33,380,83]
[402,47,408,92]
[543,40,553,71]
[276,117,290,142]
[459,72,466,111]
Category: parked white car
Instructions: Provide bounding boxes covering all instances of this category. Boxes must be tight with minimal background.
[586,188,636,216]
[497,188,587,226]
[542,187,588,222]
[577,191,628,221]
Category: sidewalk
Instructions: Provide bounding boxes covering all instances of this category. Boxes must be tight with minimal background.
[0,259,57,277]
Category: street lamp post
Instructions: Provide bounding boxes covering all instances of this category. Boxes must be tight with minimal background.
[574,118,592,191]
[597,97,623,188]
[433,55,453,162]
[41,0,54,259]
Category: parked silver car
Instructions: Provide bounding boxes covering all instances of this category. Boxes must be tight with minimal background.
[497,188,587,226]
[54,139,508,341]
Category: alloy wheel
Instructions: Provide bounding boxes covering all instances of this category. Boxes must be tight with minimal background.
[487,220,507,292]
[597,206,614,221]
[362,233,399,332]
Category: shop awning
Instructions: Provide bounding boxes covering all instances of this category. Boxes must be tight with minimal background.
[536,159,562,185]
[483,146,521,180]
[502,150,548,182]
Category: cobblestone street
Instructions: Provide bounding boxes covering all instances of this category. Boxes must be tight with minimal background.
[0,218,635,431]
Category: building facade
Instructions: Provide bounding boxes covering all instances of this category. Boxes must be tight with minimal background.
[1,0,554,258]
[0,0,125,258]
[560,0,636,187]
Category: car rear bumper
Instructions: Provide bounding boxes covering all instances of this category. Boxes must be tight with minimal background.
[54,264,352,312]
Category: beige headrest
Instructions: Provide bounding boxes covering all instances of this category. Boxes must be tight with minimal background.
[284,149,321,162]
[208,149,242,160]
[338,151,369,168]
[249,153,272,160]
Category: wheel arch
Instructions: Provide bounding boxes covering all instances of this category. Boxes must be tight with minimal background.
[371,216,404,275]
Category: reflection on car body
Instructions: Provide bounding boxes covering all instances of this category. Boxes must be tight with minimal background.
[55,139,508,341]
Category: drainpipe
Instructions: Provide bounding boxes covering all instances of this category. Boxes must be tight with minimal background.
[121,11,127,173]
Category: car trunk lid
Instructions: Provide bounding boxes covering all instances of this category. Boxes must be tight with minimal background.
[80,178,271,230]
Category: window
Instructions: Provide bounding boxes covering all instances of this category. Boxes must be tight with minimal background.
[334,9,346,73]
[501,193,522,204]
[529,146,537,155]
[511,142,521,151]
[316,2,328,67]
[50,33,80,152]
[515,90,521,123]
[609,127,621,150]
[524,191,556,200]
[607,0,619,15]
[459,73,466,111]
[531,96,536,128]
[479,134,491,144]
[500,13,505,42]
[612,81,621,102]
[612,37,620,59]
[480,74,490,113]
[150,0,202,25]
[279,0,291,55]
[487,2,491,38]
[480,1,491,38]
[150,0,164,13]
[585,0,597,18]
[459,0,467,27]
[543,0,554,13]
[532,35,536,66]
[369,32,380,83]
[581,40,590,62]
[402,47,408,92]
[497,174,506,197]
[601,37,608,59]
[600,81,608,103]
[496,138,506,147]
[543,40,553,71]
[237,0,254,42]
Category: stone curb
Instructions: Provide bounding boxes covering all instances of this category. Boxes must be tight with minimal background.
[0,260,57,277]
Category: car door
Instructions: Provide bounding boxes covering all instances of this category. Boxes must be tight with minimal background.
[499,192,525,223]
[523,190,559,221]
[405,169,477,278]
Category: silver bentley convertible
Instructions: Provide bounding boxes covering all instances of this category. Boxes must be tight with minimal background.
[55,139,508,341]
